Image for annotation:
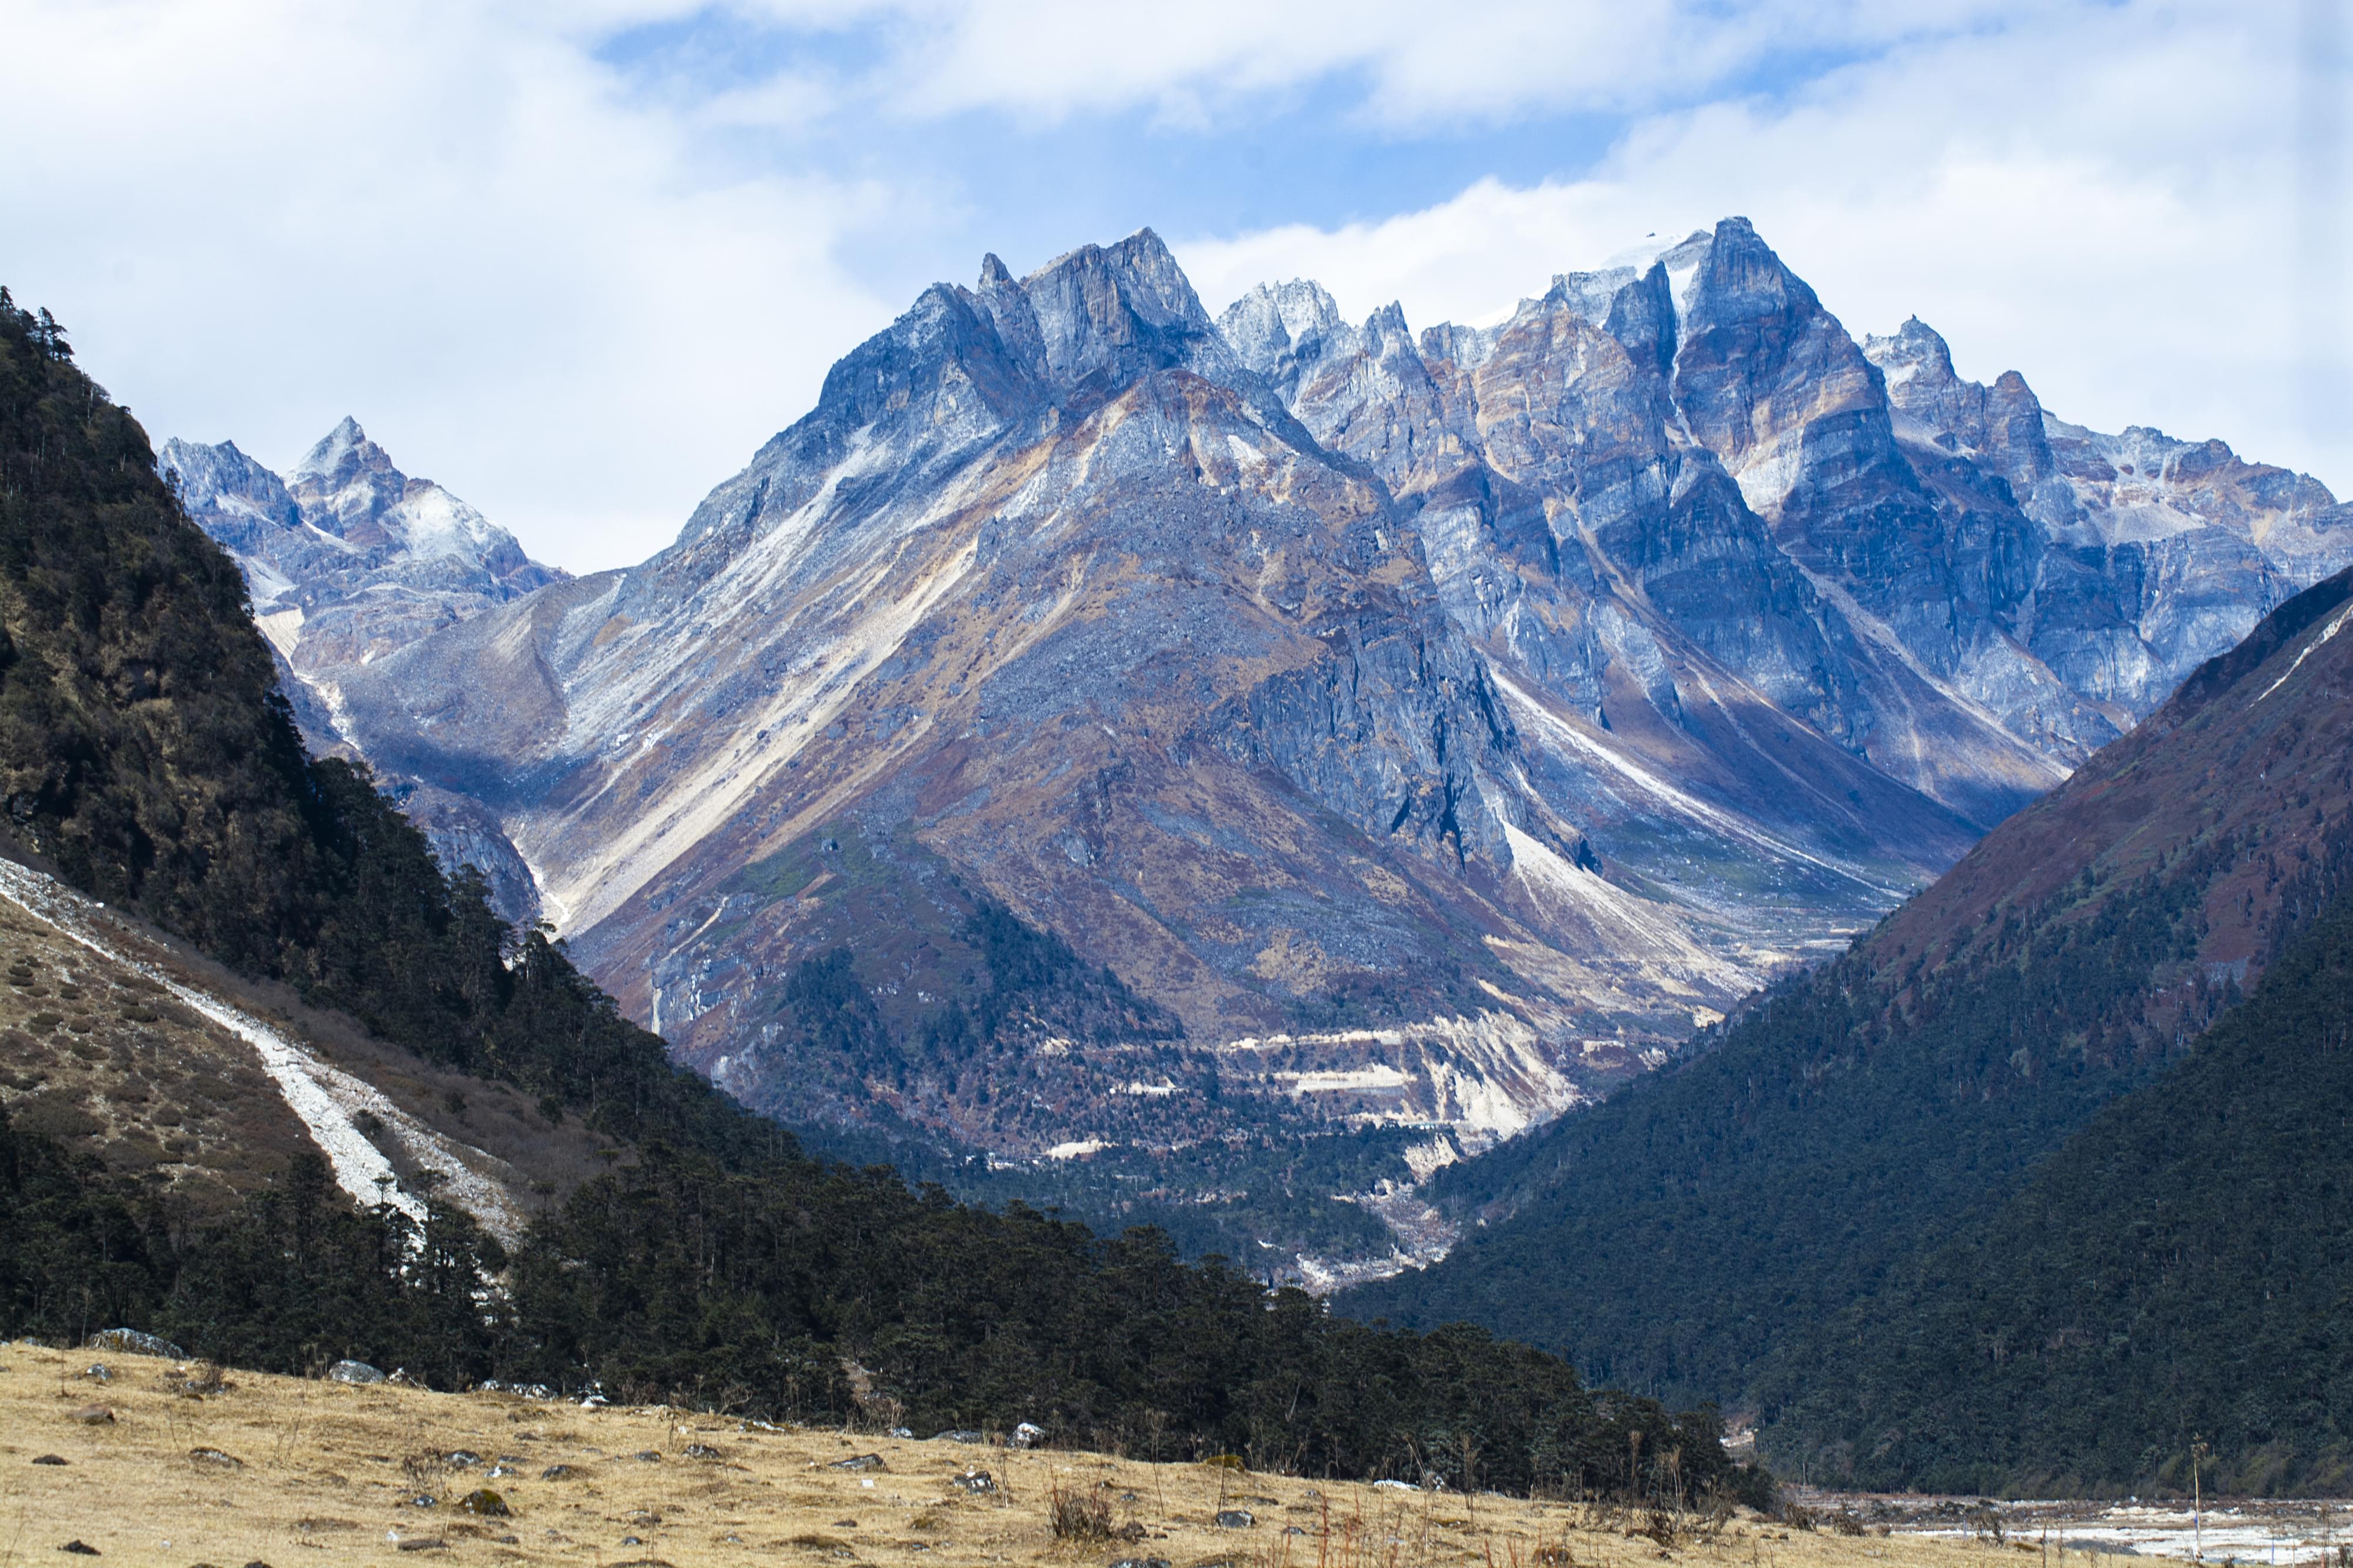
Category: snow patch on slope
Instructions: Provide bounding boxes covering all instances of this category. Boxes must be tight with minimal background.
[0,859,525,1245]
[2258,599,2353,702]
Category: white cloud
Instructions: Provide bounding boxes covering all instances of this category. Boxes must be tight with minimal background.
[1174,0,2353,496]
[1,0,897,573]
[4,0,2341,580]
[828,0,2048,126]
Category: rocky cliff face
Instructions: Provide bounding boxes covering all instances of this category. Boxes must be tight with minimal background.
[218,223,2353,1207]
[159,421,564,921]
[1226,219,2352,854]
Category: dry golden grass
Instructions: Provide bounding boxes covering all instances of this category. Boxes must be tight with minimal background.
[0,1342,2005,1568]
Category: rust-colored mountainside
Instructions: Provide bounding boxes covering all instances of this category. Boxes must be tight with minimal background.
[1874,565,2353,981]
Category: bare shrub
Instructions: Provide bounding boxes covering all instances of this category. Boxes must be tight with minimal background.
[1048,1477,1114,1542]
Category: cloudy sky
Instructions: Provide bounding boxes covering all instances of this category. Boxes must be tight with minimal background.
[5,0,2347,572]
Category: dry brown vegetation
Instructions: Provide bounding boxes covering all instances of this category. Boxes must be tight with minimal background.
[0,1342,2012,1568]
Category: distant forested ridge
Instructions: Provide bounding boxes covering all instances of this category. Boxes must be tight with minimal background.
[1758,829,2353,1497]
[0,289,1763,1503]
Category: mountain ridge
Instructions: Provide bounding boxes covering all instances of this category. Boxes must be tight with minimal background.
[159,416,565,922]
[3,282,1771,1496]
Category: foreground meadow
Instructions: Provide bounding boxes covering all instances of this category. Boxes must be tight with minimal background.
[0,1341,2019,1568]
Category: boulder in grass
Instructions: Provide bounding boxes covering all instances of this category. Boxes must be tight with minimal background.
[455,1489,510,1518]
[1011,1422,1046,1449]
[325,1360,385,1384]
[86,1327,185,1359]
[1215,1510,1256,1529]
[931,1429,982,1444]
[58,1540,100,1555]
[828,1453,884,1472]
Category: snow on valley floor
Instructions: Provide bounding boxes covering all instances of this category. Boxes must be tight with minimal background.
[1797,1490,2353,1564]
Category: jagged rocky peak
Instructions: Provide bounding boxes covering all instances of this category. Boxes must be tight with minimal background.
[972,227,1244,395]
[1864,315,1960,389]
[162,416,564,922]
[158,436,301,530]
[1862,318,2057,493]
[289,415,398,527]
[1218,278,1347,373]
[671,227,1298,563]
[164,418,562,689]
[1542,265,1643,328]
[282,416,514,568]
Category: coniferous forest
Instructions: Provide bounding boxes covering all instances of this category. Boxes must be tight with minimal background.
[0,289,1765,1504]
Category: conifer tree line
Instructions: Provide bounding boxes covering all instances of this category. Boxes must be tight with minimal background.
[0,289,1768,1506]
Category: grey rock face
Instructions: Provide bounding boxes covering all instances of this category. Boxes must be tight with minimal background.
[1237,216,2352,845]
[161,421,565,922]
[1868,316,2351,713]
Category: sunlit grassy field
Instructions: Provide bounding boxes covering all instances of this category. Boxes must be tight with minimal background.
[0,1341,2019,1568]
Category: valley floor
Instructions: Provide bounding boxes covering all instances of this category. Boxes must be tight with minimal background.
[1,1343,2036,1568]
[1789,1489,2353,1566]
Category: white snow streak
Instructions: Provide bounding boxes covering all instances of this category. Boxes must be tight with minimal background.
[0,859,524,1244]
[2257,600,2353,703]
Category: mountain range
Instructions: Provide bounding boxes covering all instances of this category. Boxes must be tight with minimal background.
[161,219,2353,1274]
[8,199,2352,1498]
[0,284,1757,1497]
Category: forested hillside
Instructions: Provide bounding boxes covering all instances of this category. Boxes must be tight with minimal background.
[0,288,1760,1500]
[1348,561,2353,1482]
[1759,829,2353,1496]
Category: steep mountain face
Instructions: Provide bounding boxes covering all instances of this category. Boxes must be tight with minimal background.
[1347,566,2353,1419]
[1225,220,2351,840]
[336,233,1784,1167]
[316,222,2352,1208]
[160,421,564,920]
